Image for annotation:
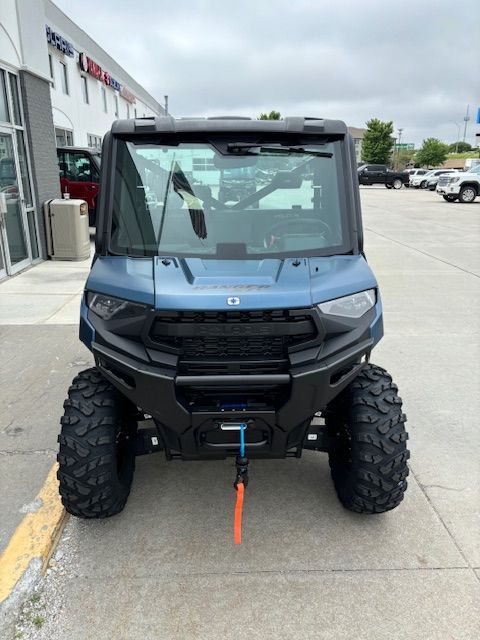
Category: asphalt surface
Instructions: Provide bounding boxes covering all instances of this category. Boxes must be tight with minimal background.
[1,188,479,639]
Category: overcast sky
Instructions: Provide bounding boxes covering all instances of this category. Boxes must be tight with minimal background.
[54,0,480,147]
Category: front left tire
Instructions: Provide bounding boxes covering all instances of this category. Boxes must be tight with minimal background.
[392,179,403,189]
[458,185,477,203]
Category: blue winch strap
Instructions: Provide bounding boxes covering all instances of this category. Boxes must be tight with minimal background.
[239,423,246,458]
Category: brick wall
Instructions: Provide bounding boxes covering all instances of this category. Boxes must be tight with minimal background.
[19,71,60,259]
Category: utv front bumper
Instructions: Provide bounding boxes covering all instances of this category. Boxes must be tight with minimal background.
[83,303,381,459]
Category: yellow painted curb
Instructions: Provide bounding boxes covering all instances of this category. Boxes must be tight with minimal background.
[0,463,67,605]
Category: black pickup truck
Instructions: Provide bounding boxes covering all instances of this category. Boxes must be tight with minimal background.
[358,164,409,189]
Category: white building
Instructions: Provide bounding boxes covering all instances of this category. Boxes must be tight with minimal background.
[44,1,162,148]
[0,0,164,279]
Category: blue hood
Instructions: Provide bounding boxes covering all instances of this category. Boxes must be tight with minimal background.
[86,254,377,311]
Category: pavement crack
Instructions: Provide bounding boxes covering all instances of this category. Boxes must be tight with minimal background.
[421,484,465,492]
[71,566,473,581]
[364,227,480,278]
[0,448,56,456]
[410,469,472,569]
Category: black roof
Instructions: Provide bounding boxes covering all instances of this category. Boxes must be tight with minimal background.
[111,116,348,136]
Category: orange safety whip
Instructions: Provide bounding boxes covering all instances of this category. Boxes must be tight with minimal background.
[233,481,245,544]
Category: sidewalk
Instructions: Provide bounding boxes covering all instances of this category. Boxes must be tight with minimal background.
[0,249,93,566]
[0,255,91,325]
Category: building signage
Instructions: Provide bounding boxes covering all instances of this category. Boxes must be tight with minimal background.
[79,53,121,92]
[120,86,136,104]
[46,25,74,57]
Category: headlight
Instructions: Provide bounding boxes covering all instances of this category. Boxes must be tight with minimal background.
[87,292,147,320]
[318,289,376,318]
[449,177,461,183]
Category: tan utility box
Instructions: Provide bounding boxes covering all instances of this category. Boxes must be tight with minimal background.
[44,199,90,261]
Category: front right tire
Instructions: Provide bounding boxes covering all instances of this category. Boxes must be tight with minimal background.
[57,368,137,518]
[326,364,409,514]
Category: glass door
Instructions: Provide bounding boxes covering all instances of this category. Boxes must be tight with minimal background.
[0,127,31,275]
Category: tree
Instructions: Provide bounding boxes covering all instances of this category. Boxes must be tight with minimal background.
[448,141,472,153]
[416,138,449,167]
[258,110,282,120]
[361,118,394,164]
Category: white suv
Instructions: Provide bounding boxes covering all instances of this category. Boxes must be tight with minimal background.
[436,164,480,203]
[406,169,428,187]
[411,169,455,189]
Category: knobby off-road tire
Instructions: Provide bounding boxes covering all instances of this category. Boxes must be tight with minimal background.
[326,363,409,514]
[57,367,137,518]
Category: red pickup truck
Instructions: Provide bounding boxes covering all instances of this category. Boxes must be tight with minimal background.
[57,147,101,225]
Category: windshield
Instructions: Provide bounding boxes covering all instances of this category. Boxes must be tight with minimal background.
[110,139,348,258]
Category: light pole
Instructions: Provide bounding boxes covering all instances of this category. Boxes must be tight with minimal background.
[463,104,470,142]
[396,128,403,169]
[164,95,169,116]
[452,121,461,153]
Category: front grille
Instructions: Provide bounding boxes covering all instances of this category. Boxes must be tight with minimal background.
[437,176,450,187]
[150,309,317,374]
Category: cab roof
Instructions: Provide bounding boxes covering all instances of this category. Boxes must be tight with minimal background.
[111,116,348,137]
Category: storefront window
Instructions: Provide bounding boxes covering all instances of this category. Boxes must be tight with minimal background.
[48,54,55,88]
[59,61,69,95]
[8,74,22,126]
[27,210,39,260]
[81,76,89,104]
[102,87,107,113]
[0,70,10,122]
[15,130,33,207]
[55,127,74,147]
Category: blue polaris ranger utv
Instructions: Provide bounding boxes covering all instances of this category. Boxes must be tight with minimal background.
[58,116,409,522]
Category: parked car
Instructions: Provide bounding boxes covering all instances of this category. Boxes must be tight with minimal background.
[436,163,480,203]
[410,169,454,189]
[405,168,429,187]
[357,164,409,189]
[57,147,101,225]
[425,169,459,191]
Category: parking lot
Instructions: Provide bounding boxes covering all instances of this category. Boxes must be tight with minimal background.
[1,187,479,639]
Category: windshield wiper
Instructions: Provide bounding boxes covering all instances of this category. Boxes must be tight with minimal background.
[226,143,333,158]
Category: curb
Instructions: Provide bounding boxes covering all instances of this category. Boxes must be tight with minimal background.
[0,463,67,615]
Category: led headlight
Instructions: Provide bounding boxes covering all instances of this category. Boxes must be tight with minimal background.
[318,289,376,318]
[449,176,461,183]
[87,292,147,320]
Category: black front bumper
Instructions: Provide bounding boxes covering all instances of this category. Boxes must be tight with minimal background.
[91,328,373,459]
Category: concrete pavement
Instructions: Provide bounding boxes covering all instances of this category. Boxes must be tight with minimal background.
[1,189,479,639]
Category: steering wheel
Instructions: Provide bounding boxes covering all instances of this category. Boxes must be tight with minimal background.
[263,217,332,249]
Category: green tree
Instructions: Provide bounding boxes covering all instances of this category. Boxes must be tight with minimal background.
[361,118,395,164]
[448,141,472,153]
[416,138,449,167]
[258,110,282,120]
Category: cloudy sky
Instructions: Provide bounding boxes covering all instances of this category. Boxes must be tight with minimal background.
[54,0,479,147]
